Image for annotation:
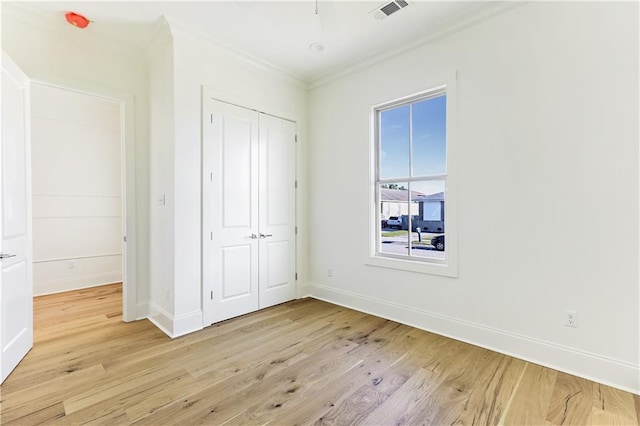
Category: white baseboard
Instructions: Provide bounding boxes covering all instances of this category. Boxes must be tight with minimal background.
[34,272,122,296]
[296,281,312,299]
[147,302,174,337]
[307,282,640,395]
[147,302,203,338]
[173,310,203,337]
[136,302,150,320]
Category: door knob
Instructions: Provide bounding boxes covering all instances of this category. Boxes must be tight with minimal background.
[260,233,273,238]
[0,253,16,259]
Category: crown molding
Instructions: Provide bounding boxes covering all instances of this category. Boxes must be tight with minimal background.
[166,18,308,90]
[144,16,173,60]
[2,1,528,91]
[308,1,527,91]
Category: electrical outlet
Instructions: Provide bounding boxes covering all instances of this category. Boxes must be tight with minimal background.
[565,310,577,328]
[327,267,333,278]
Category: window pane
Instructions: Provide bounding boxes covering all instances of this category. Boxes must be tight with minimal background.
[412,95,446,177]
[379,183,409,256]
[379,105,410,179]
[409,180,445,259]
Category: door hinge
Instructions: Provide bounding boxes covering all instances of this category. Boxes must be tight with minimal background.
[210,231,213,241]
[295,272,298,280]
[210,172,213,182]
[295,135,298,143]
[123,236,127,242]
[210,113,213,124]
[211,290,213,300]
[295,180,298,189]
[295,226,298,235]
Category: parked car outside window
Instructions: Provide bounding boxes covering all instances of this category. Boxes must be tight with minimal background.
[431,234,445,251]
[387,216,402,228]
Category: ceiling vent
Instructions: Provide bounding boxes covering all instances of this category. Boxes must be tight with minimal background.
[370,0,410,20]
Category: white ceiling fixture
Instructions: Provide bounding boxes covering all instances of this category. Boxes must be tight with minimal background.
[309,42,325,53]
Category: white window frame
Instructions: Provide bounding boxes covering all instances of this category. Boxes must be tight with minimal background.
[367,74,458,277]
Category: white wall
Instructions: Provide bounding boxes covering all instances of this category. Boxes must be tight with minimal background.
[2,5,150,319]
[146,24,309,337]
[31,83,122,295]
[146,23,176,333]
[307,2,639,394]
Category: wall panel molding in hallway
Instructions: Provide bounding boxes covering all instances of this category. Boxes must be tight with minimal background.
[31,83,123,296]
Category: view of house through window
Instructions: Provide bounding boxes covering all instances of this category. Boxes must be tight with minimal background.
[376,89,447,261]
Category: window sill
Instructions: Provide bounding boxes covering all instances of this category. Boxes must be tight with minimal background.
[366,254,458,278]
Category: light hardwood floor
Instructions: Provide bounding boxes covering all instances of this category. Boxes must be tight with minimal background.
[1,283,638,425]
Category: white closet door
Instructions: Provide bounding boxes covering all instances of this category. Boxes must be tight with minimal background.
[258,114,296,308]
[1,51,33,384]
[203,99,259,325]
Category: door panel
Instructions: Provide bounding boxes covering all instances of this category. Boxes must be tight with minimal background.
[259,114,296,309]
[222,116,253,228]
[265,240,290,289]
[265,127,289,226]
[203,99,259,325]
[221,245,253,299]
[3,260,29,342]
[1,51,33,384]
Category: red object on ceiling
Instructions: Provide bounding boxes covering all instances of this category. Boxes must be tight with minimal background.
[65,12,90,29]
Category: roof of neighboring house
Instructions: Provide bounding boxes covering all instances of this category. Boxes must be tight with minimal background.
[412,191,445,202]
[380,188,425,202]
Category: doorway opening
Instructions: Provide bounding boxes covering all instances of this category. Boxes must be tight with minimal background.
[30,82,132,321]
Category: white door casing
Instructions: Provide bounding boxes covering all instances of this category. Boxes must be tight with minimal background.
[202,96,297,325]
[1,51,33,384]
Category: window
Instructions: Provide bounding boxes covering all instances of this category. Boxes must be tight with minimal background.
[370,83,456,276]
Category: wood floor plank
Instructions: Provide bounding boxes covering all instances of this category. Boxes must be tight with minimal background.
[500,362,557,425]
[2,320,164,394]
[590,382,639,425]
[1,401,66,425]
[136,339,361,425]
[63,366,190,415]
[186,306,359,378]
[0,364,107,422]
[1,284,638,425]
[226,324,423,426]
[546,371,594,425]
[268,328,428,426]
[452,353,528,425]
[314,384,388,425]
[61,369,194,424]
[358,366,444,425]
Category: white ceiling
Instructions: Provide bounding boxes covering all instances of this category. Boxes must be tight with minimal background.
[5,1,504,83]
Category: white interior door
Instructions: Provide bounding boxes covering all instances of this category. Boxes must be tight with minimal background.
[1,51,33,384]
[203,99,260,325]
[258,114,297,308]
[203,95,297,325]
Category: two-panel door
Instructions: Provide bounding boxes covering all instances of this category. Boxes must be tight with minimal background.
[203,97,296,325]
[1,51,33,384]
[258,114,296,309]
